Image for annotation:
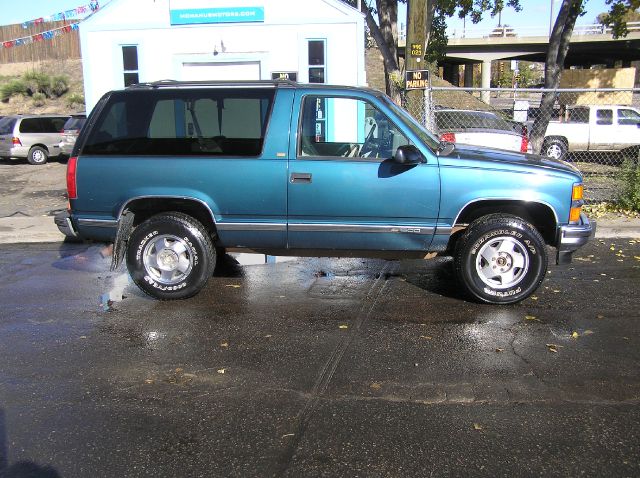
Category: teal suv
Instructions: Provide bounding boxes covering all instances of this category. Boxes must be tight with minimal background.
[56,80,594,304]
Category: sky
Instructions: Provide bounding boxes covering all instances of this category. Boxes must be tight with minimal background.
[0,0,615,30]
[399,0,611,36]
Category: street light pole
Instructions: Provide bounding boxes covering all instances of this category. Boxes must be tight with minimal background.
[549,0,554,36]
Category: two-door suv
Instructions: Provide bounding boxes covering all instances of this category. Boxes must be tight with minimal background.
[56,80,594,304]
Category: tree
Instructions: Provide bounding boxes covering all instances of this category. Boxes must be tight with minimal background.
[598,1,640,37]
[530,0,639,154]
[342,0,522,101]
[530,1,585,155]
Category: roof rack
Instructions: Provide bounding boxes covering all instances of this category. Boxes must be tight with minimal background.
[127,79,298,89]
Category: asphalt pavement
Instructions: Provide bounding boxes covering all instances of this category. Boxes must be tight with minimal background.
[0,240,639,477]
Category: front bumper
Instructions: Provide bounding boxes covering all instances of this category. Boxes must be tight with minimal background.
[54,210,78,238]
[555,213,596,264]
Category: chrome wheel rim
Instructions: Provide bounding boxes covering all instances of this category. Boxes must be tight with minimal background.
[475,236,530,289]
[142,234,194,285]
[546,144,563,159]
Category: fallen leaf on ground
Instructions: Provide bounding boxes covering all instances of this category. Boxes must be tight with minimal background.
[220,342,229,348]
[370,382,382,390]
[225,284,241,288]
[217,369,226,374]
[584,330,594,335]
[419,335,433,340]
[525,315,540,322]
[473,423,483,431]
[571,331,579,339]
[495,348,505,353]
[546,343,562,353]
[339,324,348,329]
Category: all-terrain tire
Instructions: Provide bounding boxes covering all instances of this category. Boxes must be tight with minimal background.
[126,212,215,300]
[454,214,548,304]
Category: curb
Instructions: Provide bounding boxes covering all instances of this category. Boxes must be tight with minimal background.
[1,215,640,245]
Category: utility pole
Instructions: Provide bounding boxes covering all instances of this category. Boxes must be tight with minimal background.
[404,0,428,122]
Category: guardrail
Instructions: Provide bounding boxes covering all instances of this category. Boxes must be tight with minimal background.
[445,21,640,39]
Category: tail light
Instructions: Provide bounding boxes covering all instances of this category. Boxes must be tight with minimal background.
[67,156,78,200]
[11,137,21,146]
[440,132,456,143]
[520,125,529,153]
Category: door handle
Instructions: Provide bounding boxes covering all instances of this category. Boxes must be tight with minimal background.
[290,172,312,184]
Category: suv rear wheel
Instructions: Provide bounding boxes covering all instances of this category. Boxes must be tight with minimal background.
[126,212,215,300]
[454,214,548,304]
[27,146,48,165]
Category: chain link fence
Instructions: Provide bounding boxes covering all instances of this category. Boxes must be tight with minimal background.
[401,86,640,203]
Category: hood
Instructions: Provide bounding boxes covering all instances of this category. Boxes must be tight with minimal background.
[441,143,581,177]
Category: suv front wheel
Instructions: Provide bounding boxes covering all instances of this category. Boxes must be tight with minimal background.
[454,214,548,304]
[126,212,216,300]
[27,146,48,165]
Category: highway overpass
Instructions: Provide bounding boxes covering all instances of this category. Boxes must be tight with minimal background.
[401,23,640,90]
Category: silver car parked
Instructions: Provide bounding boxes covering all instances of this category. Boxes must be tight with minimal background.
[0,114,69,165]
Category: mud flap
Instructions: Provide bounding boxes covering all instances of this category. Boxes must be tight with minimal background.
[110,211,134,271]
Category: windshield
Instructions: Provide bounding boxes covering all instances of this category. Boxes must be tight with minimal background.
[381,96,441,151]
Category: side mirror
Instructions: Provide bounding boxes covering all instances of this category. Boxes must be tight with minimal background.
[394,144,425,165]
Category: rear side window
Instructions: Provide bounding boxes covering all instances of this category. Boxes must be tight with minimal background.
[82,89,275,157]
[18,117,66,133]
[19,118,42,133]
[596,109,613,125]
[0,117,17,135]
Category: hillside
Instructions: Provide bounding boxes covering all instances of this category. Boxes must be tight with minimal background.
[0,59,85,115]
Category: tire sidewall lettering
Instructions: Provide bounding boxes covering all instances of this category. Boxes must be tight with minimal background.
[136,230,159,261]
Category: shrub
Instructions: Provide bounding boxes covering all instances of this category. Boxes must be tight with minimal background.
[50,75,69,97]
[32,92,46,107]
[0,79,27,102]
[66,93,85,108]
[617,157,640,211]
[23,71,51,96]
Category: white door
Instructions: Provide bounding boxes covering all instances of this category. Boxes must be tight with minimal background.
[181,61,260,81]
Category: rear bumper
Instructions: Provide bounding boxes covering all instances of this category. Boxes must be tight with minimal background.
[555,213,596,264]
[54,210,78,238]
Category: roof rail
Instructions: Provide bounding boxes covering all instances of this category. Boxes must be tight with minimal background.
[126,79,298,89]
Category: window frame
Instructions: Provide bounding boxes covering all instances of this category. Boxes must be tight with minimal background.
[307,39,326,84]
[80,88,276,158]
[296,94,411,163]
[122,45,140,88]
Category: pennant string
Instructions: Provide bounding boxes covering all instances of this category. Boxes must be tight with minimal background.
[14,2,100,29]
[1,22,82,49]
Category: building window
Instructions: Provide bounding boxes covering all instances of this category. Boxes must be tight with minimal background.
[122,45,139,87]
[308,40,326,84]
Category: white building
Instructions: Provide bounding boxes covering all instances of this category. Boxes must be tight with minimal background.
[79,0,366,112]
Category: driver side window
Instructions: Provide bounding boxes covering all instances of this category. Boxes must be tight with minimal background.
[299,95,410,160]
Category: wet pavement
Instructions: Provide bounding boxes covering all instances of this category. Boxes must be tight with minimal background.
[0,240,639,477]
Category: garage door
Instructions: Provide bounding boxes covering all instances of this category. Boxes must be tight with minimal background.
[181,61,261,81]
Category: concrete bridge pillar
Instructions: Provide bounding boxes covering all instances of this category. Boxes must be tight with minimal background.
[481,60,491,103]
[464,62,474,87]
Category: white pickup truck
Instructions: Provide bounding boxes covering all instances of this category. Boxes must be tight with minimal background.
[543,105,640,160]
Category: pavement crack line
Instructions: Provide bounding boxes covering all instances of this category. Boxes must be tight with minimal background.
[271,261,396,477]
